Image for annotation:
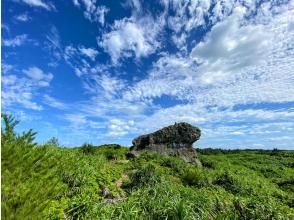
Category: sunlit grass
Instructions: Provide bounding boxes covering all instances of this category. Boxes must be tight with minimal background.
[2,114,294,219]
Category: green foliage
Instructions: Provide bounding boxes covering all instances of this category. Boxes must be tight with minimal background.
[105,151,118,160]
[213,171,241,194]
[182,167,209,187]
[45,137,60,147]
[1,113,19,143]
[2,117,294,219]
[128,164,162,189]
[1,113,37,148]
[160,157,186,174]
[199,157,216,169]
[80,143,95,155]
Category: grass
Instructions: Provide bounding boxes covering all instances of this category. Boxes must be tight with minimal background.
[2,114,294,219]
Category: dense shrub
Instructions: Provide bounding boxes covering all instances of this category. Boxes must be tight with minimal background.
[213,171,240,194]
[2,115,294,219]
[277,178,294,194]
[181,167,208,187]
[128,164,162,189]
[200,157,216,169]
[160,158,177,168]
[45,137,60,147]
[1,113,37,148]
[105,151,118,160]
[80,143,95,155]
[160,157,186,174]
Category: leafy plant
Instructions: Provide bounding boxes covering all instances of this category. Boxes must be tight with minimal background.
[1,113,37,147]
[2,117,294,219]
[105,151,118,160]
[128,164,161,189]
[80,143,95,155]
[181,167,208,187]
[45,137,60,147]
[213,171,240,194]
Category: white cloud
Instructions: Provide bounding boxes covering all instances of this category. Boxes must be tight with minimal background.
[23,67,53,87]
[63,45,100,77]
[46,26,61,50]
[3,34,28,47]
[64,45,77,61]
[107,119,135,136]
[95,6,109,25]
[83,73,126,98]
[123,6,294,105]
[191,8,270,84]
[2,24,10,34]
[43,95,67,110]
[2,66,55,111]
[79,46,98,61]
[64,113,87,127]
[2,75,42,110]
[64,113,105,130]
[1,64,14,74]
[166,0,211,49]
[15,13,31,22]
[123,55,195,101]
[22,0,54,11]
[45,26,63,66]
[125,0,142,14]
[99,16,162,64]
[73,1,109,24]
[72,0,80,7]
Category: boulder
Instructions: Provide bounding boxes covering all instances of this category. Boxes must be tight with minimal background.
[132,122,201,149]
[126,151,141,159]
[130,122,201,164]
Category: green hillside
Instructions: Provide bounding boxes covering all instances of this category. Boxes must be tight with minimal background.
[1,114,294,219]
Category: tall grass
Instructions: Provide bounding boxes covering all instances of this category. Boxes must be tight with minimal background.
[2,114,294,219]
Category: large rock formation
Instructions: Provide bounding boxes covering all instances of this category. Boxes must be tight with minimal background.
[128,122,201,164]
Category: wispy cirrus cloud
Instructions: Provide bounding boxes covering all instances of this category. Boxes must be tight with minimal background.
[3,34,28,47]
[64,45,98,63]
[79,46,98,61]
[2,66,54,111]
[72,0,109,25]
[43,95,68,110]
[14,13,31,22]
[22,0,55,11]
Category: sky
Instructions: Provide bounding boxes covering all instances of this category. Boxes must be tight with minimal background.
[1,0,294,149]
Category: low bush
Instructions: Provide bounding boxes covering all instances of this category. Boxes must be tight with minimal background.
[128,164,162,189]
[181,167,208,187]
[213,171,240,194]
[160,157,186,174]
[80,143,95,155]
[200,157,216,169]
[2,114,294,219]
[45,137,60,147]
[105,151,118,160]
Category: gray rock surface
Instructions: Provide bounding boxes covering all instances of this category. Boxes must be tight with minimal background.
[130,122,201,164]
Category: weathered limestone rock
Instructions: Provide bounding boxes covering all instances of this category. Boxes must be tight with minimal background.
[132,122,201,149]
[129,122,202,164]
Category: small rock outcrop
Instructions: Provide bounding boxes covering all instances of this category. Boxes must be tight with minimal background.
[129,122,201,164]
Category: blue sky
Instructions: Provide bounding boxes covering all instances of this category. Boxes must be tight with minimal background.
[2,0,294,149]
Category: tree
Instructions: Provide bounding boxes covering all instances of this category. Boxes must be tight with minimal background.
[45,137,60,147]
[1,113,37,147]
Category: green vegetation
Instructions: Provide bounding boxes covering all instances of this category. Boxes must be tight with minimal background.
[2,114,294,219]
